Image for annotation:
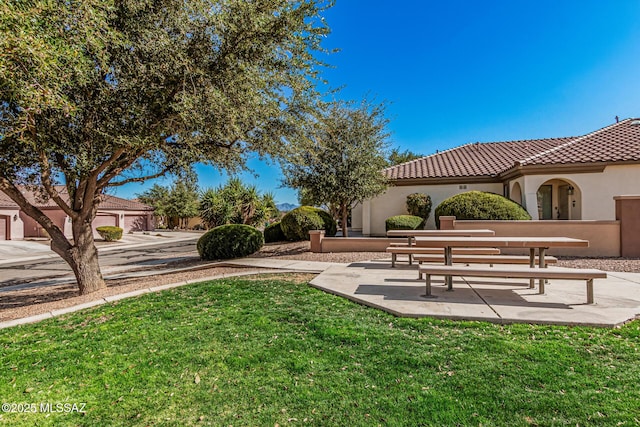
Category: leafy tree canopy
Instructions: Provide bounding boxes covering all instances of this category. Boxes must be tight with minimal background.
[138,181,199,229]
[387,147,423,166]
[282,99,390,237]
[0,0,333,294]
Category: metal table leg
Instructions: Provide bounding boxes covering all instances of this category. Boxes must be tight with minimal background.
[538,247,546,294]
[529,248,535,289]
[445,246,453,291]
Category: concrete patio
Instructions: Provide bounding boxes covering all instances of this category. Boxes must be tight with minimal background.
[310,261,640,327]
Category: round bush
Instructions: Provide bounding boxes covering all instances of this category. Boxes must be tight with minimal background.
[96,226,123,241]
[435,191,531,228]
[280,206,337,241]
[264,221,286,243]
[406,193,432,220]
[197,224,264,260]
[385,215,425,231]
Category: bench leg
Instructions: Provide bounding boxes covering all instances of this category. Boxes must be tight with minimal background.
[418,270,422,280]
[421,274,437,298]
[409,253,413,266]
[391,253,396,268]
[586,279,594,304]
[538,278,545,295]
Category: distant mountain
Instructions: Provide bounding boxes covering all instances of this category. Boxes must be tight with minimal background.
[276,203,298,212]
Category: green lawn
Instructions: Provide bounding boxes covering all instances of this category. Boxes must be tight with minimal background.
[1,274,639,426]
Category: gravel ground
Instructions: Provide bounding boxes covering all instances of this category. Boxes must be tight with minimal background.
[2,241,639,323]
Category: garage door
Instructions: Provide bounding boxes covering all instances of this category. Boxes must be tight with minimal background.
[124,215,147,232]
[0,216,6,240]
[93,214,117,237]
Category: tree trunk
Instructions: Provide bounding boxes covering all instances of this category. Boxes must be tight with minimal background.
[341,204,349,238]
[51,219,106,295]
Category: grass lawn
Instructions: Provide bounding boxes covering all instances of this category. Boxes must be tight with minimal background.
[1,274,639,426]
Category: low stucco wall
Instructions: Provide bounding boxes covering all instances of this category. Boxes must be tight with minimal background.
[316,237,405,253]
[452,220,620,257]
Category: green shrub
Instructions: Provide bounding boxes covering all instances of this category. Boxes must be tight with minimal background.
[435,191,532,228]
[385,215,424,231]
[406,193,432,220]
[197,224,264,260]
[264,221,286,243]
[96,226,123,241]
[280,206,337,241]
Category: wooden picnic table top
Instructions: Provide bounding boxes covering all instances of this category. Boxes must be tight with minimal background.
[386,229,495,237]
[414,236,589,248]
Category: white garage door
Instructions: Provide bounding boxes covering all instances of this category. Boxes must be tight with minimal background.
[124,215,147,232]
[0,216,6,240]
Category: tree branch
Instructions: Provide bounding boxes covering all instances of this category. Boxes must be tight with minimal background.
[93,147,128,178]
[38,151,75,217]
[96,148,147,188]
[106,166,173,187]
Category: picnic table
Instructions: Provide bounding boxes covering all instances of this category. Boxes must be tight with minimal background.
[414,236,590,290]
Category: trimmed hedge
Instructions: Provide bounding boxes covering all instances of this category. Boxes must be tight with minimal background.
[280,206,337,241]
[264,221,286,243]
[96,226,123,241]
[385,215,424,231]
[435,191,531,228]
[197,224,264,260]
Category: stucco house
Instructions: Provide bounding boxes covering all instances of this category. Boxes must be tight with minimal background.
[353,118,640,236]
[0,186,154,240]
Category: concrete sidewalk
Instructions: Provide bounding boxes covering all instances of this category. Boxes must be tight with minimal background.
[310,261,640,327]
[0,231,201,266]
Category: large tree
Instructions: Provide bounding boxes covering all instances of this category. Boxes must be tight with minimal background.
[0,0,332,294]
[138,181,199,229]
[282,99,390,237]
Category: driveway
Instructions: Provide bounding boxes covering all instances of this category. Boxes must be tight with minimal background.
[0,231,201,266]
[0,232,203,291]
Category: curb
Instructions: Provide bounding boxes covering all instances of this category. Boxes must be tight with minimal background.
[0,269,302,330]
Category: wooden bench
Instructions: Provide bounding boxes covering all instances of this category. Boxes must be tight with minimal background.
[386,247,501,267]
[415,254,558,270]
[417,265,607,304]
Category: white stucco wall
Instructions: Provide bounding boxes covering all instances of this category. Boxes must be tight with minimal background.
[0,209,25,240]
[519,164,640,221]
[361,182,504,236]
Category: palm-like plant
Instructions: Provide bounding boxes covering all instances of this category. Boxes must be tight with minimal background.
[199,179,280,228]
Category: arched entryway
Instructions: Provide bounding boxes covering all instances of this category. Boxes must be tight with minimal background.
[510,182,523,205]
[536,179,581,220]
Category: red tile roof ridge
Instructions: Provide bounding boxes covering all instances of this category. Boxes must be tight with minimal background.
[382,143,468,171]
[517,118,633,166]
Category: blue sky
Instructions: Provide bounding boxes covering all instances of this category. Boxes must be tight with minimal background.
[114,0,640,204]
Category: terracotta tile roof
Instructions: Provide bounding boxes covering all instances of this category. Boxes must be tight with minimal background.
[384,138,573,180]
[518,118,640,166]
[385,118,640,181]
[0,186,151,211]
[0,191,16,208]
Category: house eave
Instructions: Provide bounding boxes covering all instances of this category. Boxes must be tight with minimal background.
[499,162,608,180]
